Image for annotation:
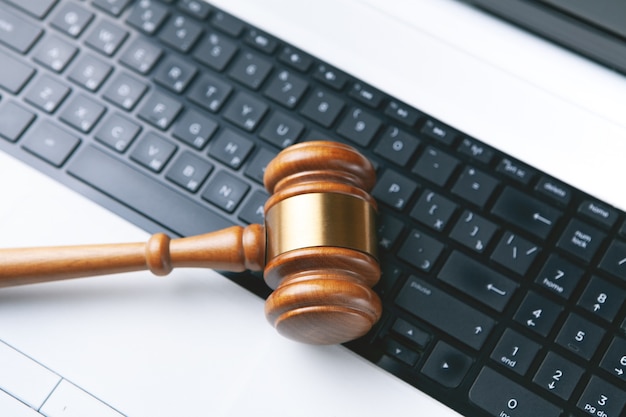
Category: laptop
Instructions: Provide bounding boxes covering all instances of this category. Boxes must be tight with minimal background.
[0,0,624,416]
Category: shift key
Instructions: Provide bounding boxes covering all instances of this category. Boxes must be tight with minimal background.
[395,276,495,350]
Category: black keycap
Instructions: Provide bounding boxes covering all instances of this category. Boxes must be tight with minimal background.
[372,169,418,211]
[165,151,213,193]
[94,113,140,152]
[421,341,473,388]
[177,0,211,20]
[384,339,419,366]
[68,146,233,236]
[600,337,626,382]
[376,214,405,251]
[557,219,607,262]
[158,13,203,53]
[438,251,518,312]
[577,276,625,322]
[119,38,163,74]
[398,229,444,272]
[210,11,244,37]
[300,89,345,128]
[410,190,458,232]
[457,137,494,164]
[264,69,308,109]
[555,314,605,360]
[497,158,534,185]
[391,318,430,348]
[491,187,562,239]
[513,292,562,337]
[244,29,278,54]
[222,92,268,132]
[0,8,42,54]
[259,111,304,149]
[188,73,233,113]
[22,121,80,167]
[599,239,626,281]
[172,109,218,149]
[578,199,619,229]
[348,83,384,108]
[126,0,169,34]
[193,33,238,71]
[0,102,35,142]
[130,132,177,173]
[412,146,459,187]
[278,46,313,72]
[51,3,94,37]
[336,107,382,147]
[59,94,106,133]
[576,377,625,417]
[208,129,254,169]
[395,276,495,350]
[533,352,584,400]
[374,126,420,166]
[469,367,562,417]
[103,73,148,110]
[85,20,128,56]
[238,190,268,225]
[244,148,276,184]
[137,91,183,130]
[385,101,421,127]
[313,64,348,90]
[153,56,198,94]
[68,54,112,91]
[201,171,250,213]
[450,210,498,253]
[24,75,71,113]
[490,329,540,375]
[491,232,540,276]
[0,50,35,94]
[420,119,456,146]
[535,177,572,206]
[229,52,273,90]
[451,166,499,208]
[535,254,584,299]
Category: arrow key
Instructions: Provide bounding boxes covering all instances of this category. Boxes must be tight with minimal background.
[421,341,473,388]
[391,318,431,348]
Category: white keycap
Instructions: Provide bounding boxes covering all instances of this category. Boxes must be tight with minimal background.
[0,390,43,417]
[40,379,123,417]
[0,341,61,409]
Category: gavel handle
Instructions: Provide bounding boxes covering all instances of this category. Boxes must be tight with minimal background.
[0,224,265,288]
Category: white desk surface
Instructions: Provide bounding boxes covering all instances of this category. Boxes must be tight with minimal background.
[1,0,625,416]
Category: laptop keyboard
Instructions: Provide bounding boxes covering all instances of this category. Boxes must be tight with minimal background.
[0,1,624,416]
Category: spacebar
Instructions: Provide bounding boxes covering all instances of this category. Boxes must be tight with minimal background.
[68,145,234,236]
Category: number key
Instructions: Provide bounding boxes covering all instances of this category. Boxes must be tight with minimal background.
[533,352,584,400]
[577,377,625,417]
[600,337,626,382]
[577,276,625,322]
[556,314,605,360]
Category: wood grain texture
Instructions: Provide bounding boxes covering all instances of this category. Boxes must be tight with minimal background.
[0,141,382,345]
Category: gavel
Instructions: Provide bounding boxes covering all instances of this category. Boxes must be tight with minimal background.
[0,141,382,345]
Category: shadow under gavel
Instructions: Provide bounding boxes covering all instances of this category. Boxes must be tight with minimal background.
[0,141,382,345]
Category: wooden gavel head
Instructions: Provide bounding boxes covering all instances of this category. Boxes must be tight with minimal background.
[260,141,381,345]
[0,141,381,345]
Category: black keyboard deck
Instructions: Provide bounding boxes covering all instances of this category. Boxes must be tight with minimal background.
[0,1,625,416]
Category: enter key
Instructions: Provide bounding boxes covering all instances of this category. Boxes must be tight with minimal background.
[438,251,518,312]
